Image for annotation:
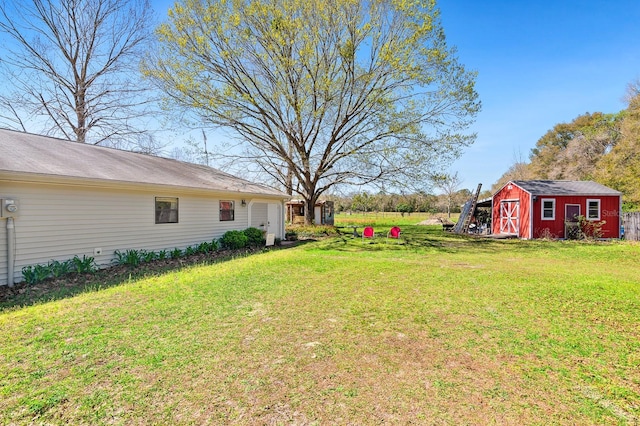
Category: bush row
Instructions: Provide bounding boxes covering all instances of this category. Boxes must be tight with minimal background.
[21,227,278,285]
[21,255,98,285]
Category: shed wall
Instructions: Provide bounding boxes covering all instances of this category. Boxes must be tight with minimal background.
[0,181,265,286]
[531,195,620,239]
[491,184,531,238]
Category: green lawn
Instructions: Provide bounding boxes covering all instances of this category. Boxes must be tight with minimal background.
[1,223,639,425]
[335,211,458,227]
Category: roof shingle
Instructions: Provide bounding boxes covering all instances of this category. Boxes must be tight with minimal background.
[0,128,287,197]
[511,180,621,196]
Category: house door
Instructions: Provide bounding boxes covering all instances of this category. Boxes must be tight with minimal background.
[565,204,581,239]
[267,203,279,237]
[499,201,519,235]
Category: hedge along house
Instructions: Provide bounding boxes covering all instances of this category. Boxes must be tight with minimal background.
[0,129,289,286]
[491,180,622,240]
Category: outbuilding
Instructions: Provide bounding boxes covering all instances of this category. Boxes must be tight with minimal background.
[285,200,335,225]
[490,180,622,239]
[0,129,289,286]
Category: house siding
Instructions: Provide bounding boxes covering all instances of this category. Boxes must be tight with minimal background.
[0,181,273,286]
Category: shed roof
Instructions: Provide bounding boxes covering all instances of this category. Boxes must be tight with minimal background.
[0,128,287,197]
[510,180,621,196]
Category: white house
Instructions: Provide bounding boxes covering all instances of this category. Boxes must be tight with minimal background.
[0,129,289,286]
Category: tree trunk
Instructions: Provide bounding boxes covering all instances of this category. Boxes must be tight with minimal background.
[304,196,317,225]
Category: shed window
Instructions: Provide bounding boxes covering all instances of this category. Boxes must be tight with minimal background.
[155,197,178,224]
[220,200,235,221]
[541,199,555,220]
[587,199,601,220]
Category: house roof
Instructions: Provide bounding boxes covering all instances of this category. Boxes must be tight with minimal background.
[0,128,287,197]
[510,180,621,196]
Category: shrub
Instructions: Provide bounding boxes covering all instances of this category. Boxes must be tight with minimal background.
[21,265,38,285]
[286,225,337,239]
[72,255,97,274]
[22,264,51,285]
[537,228,557,240]
[578,215,606,240]
[220,230,248,250]
[196,241,214,254]
[114,249,143,267]
[285,230,298,241]
[170,248,182,259]
[141,250,158,263]
[243,227,265,247]
[48,259,74,277]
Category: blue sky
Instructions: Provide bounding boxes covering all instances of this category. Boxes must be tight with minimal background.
[150,0,640,193]
[438,1,640,192]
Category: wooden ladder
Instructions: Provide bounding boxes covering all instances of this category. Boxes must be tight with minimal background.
[455,183,482,233]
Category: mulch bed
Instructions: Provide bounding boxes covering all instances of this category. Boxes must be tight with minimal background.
[0,243,303,306]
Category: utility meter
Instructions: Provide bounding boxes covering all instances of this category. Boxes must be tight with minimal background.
[1,198,19,217]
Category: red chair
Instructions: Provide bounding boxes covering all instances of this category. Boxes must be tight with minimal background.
[387,226,401,241]
[362,226,375,239]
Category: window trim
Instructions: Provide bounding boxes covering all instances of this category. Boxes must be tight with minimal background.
[541,198,555,220]
[155,197,179,224]
[219,200,235,222]
[586,199,601,220]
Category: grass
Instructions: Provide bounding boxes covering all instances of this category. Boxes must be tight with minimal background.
[335,211,459,227]
[1,219,639,424]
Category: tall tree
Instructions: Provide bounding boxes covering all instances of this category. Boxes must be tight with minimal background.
[528,112,621,180]
[434,171,462,218]
[490,161,533,194]
[0,0,154,144]
[143,0,480,224]
[594,92,640,210]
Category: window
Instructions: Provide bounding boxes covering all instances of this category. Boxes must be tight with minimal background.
[155,197,178,223]
[219,200,235,221]
[587,199,601,220]
[541,199,555,220]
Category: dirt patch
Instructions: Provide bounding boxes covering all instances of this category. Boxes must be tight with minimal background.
[418,218,454,226]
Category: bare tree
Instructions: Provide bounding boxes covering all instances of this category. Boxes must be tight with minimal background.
[143,0,480,224]
[625,78,640,104]
[0,0,155,145]
[435,172,463,218]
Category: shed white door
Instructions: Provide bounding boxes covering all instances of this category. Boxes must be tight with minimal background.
[500,201,519,235]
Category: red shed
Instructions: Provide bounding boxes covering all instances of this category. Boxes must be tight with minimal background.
[491,180,622,239]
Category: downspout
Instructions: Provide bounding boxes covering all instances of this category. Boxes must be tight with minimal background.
[619,195,623,239]
[6,217,15,287]
[278,198,284,241]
